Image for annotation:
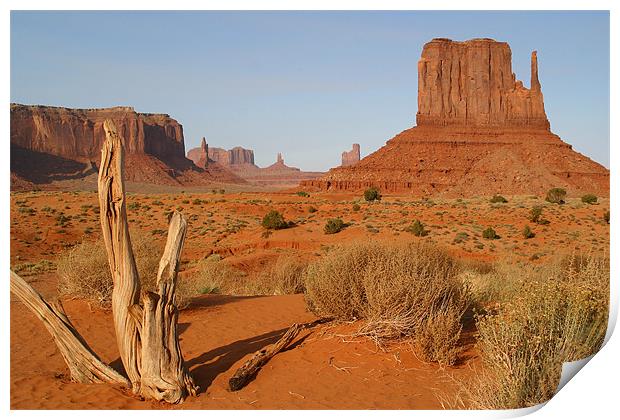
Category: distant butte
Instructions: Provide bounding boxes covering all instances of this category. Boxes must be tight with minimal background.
[341,144,360,167]
[302,38,609,196]
[186,145,323,187]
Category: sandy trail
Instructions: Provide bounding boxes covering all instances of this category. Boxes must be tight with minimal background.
[11,288,473,409]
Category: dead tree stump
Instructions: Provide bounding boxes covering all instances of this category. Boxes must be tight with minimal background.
[10,119,198,404]
[98,119,197,403]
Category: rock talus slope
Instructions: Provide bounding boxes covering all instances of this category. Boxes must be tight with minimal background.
[302,38,609,196]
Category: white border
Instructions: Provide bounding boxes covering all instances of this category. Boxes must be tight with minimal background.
[2,1,617,419]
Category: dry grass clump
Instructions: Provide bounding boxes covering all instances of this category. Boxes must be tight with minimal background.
[253,255,307,295]
[181,254,307,299]
[455,253,609,409]
[57,231,161,308]
[304,241,470,365]
[176,254,244,306]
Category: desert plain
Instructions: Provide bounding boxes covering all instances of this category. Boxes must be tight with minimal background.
[10,186,609,409]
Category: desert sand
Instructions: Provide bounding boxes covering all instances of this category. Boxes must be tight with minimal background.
[10,188,609,409]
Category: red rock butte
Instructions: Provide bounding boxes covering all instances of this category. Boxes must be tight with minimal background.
[10,104,244,188]
[302,38,609,196]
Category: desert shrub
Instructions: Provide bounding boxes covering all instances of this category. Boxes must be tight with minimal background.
[581,194,597,204]
[604,210,610,224]
[364,187,381,202]
[185,254,307,297]
[352,203,361,211]
[296,191,310,197]
[459,261,524,307]
[18,206,35,215]
[528,205,549,224]
[307,206,318,213]
[529,206,542,223]
[522,225,535,239]
[482,227,498,240]
[55,214,71,226]
[304,242,469,365]
[251,256,308,295]
[456,254,609,409]
[489,195,508,204]
[406,219,428,237]
[176,255,244,305]
[545,187,566,204]
[261,210,289,230]
[127,202,141,210]
[454,232,469,244]
[57,231,161,308]
[324,218,346,234]
[13,259,56,276]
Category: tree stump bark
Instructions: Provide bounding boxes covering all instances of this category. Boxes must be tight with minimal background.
[10,271,128,386]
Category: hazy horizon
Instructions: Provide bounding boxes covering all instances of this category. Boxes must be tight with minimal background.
[11,11,610,171]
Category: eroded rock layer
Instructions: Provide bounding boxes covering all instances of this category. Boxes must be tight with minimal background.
[302,127,608,196]
[302,38,609,196]
[11,104,244,187]
[341,144,360,167]
[417,38,548,129]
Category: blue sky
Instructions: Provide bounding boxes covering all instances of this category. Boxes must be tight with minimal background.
[11,11,609,170]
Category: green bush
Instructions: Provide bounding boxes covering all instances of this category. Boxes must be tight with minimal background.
[406,220,428,237]
[490,195,508,204]
[522,225,535,239]
[364,187,381,202]
[261,210,289,230]
[545,188,566,204]
[581,194,597,204]
[352,203,361,211]
[296,191,310,197]
[482,227,498,240]
[529,206,543,223]
[324,218,346,234]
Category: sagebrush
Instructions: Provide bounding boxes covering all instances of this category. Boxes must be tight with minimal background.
[304,241,470,365]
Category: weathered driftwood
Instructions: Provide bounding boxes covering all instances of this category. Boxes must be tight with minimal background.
[10,270,129,386]
[229,319,328,391]
[98,119,142,392]
[137,212,198,403]
[98,119,197,403]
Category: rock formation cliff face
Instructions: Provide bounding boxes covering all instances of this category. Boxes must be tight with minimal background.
[302,38,609,196]
[191,145,256,167]
[416,38,549,129]
[10,104,244,188]
[341,144,361,167]
[11,104,187,166]
[187,137,209,169]
[187,146,323,187]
